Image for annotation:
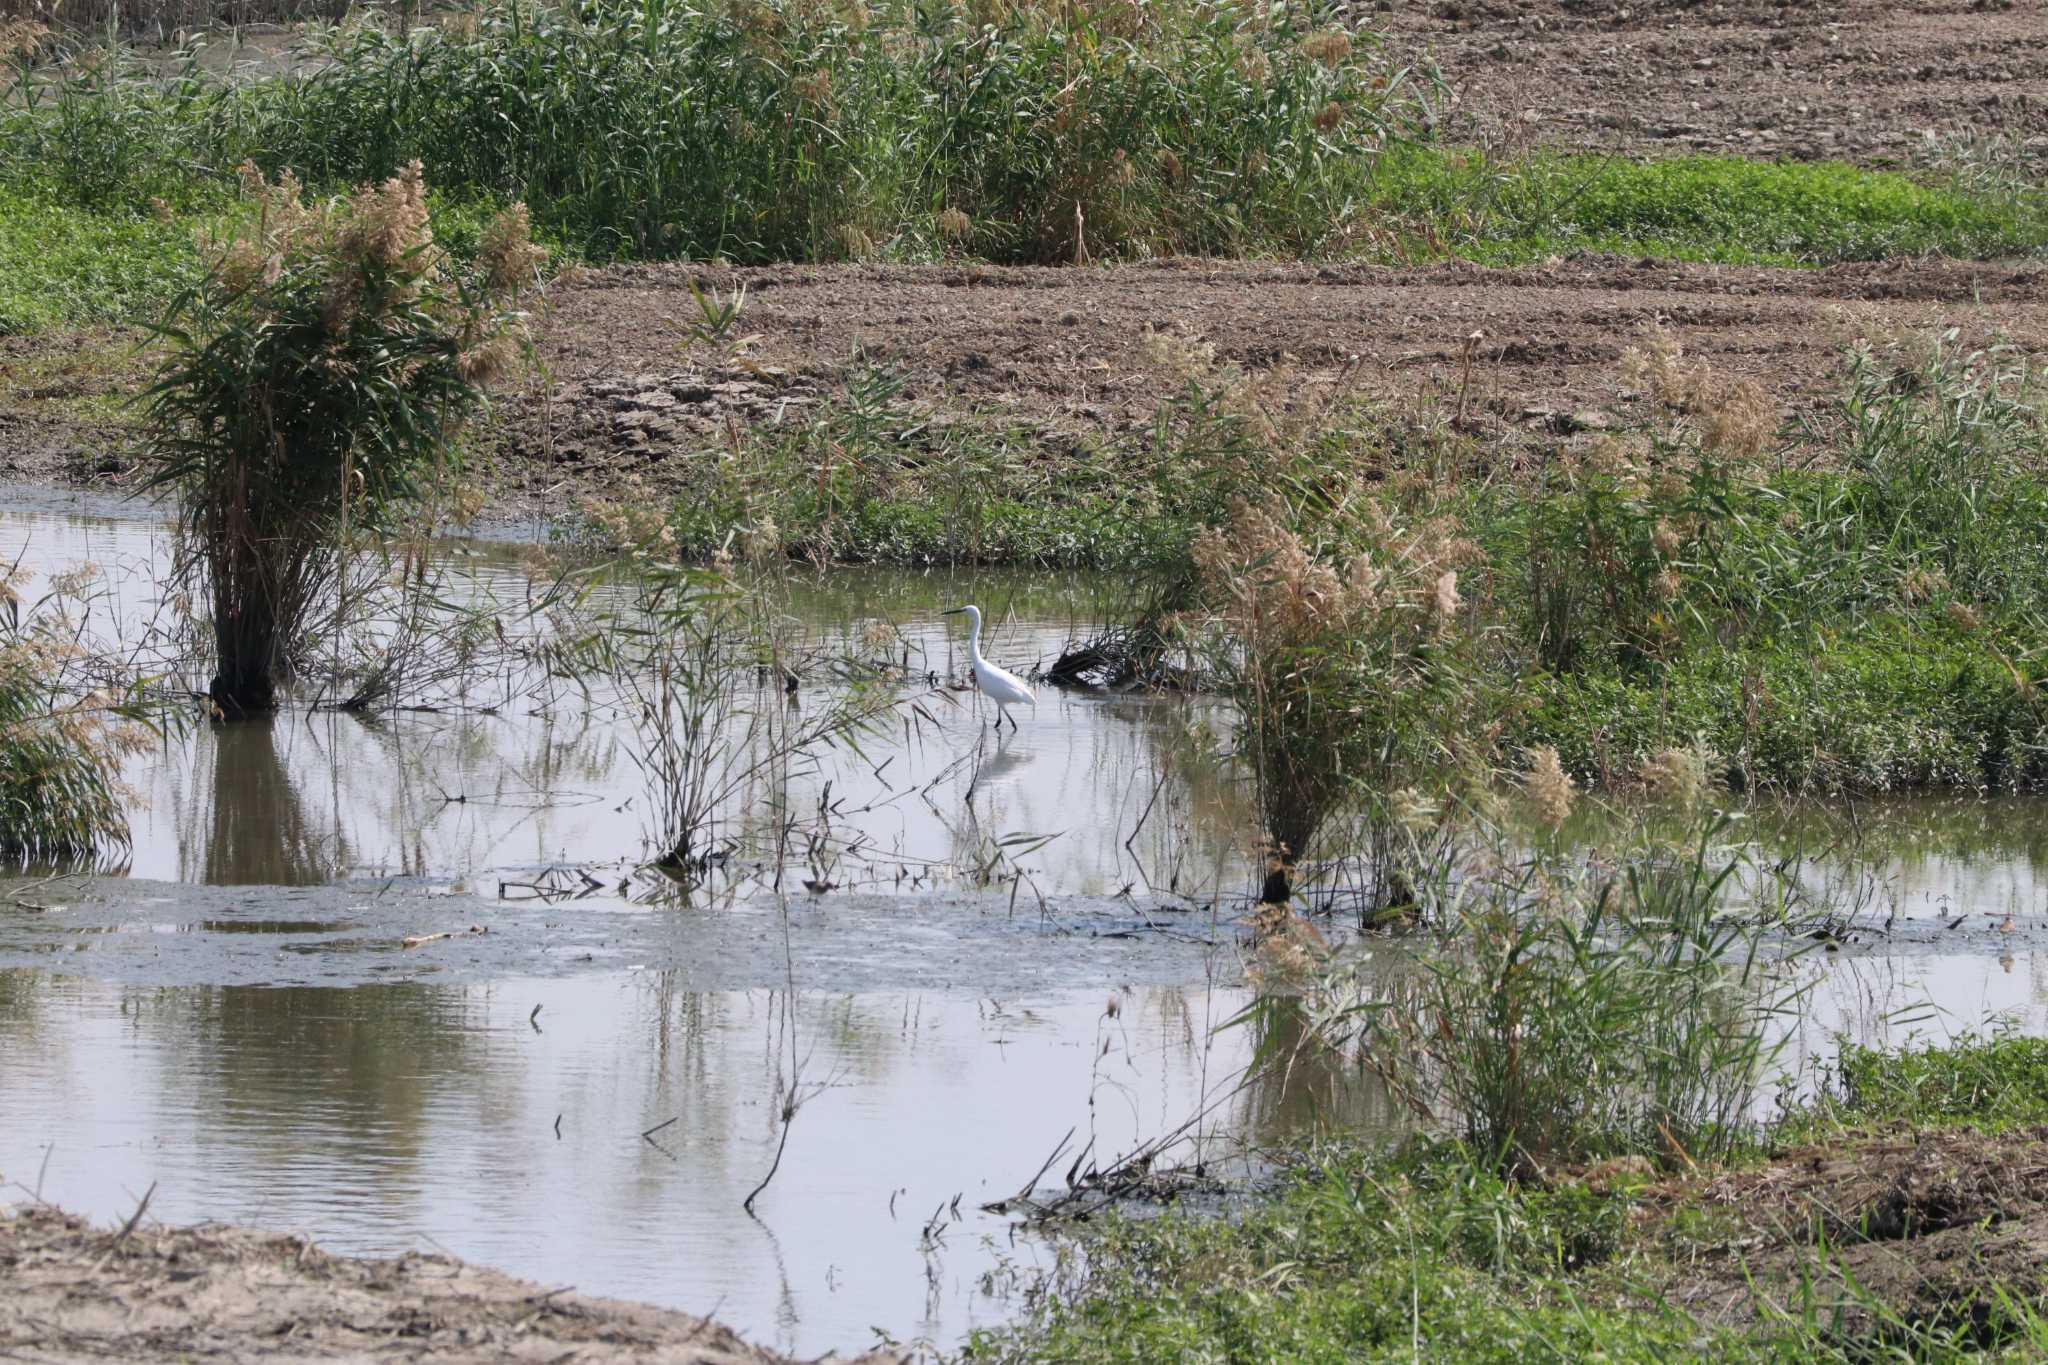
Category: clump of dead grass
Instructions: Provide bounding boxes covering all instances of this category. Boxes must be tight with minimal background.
[1622,326,1780,462]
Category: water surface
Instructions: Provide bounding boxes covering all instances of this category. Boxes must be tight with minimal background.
[7,490,2048,1354]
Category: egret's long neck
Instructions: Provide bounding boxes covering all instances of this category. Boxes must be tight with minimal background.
[967,611,985,667]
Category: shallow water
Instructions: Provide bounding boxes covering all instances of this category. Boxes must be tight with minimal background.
[7,489,2048,1352]
[3,492,1250,898]
[0,972,1395,1354]
[5,954,2046,1352]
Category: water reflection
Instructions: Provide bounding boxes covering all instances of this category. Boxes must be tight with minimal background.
[183,716,349,884]
[0,970,1364,1355]
[19,496,2048,920]
[6,495,1257,895]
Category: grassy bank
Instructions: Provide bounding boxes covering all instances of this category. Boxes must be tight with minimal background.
[970,1032,2048,1363]
[3,0,2047,336]
[577,327,2048,796]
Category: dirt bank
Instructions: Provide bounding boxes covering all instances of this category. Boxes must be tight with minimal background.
[8,256,2046,516]
[0,1201,898,1363]
[492,255,2047,510]
[1646,1125,2048,1339]
[1378,0,2048,167]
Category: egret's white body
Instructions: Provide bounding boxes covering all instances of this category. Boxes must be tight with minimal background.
[944,604,1035,730]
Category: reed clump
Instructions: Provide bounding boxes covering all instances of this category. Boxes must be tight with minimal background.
[0,0,1432,264]
[1515,332,2048,792]
[141,162,536,711]
[1187,486,1490,888]
[1273,813,1808,1180]
[0,572,153,865]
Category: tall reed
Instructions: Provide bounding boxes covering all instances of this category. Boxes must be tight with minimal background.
[2,0,1433,264]
[1268,812,1812,1177]
[140,163,537,711]
[1187,482,1490,896]
[0,568,154,865]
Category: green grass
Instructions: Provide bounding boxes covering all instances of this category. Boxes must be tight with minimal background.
[971,1036,2048,1363]
[0,184,550,336]
[1,0,1432,266]
[1369,149,2048,265]
[968,1141,2048,1362]
[967,1144,1708,1364]
[1816,1033,2048,1135]
[1520,614,2048,794]
[0,0,2044,309]
[0,189,204,335]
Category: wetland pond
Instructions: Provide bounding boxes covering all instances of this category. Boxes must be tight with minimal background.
[4,488,2048,1355]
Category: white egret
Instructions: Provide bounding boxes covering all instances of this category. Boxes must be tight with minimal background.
[942,604,1035,730]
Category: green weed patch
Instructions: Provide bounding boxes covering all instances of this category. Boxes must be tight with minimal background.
[3,1,2046,292]
[973,1038,2048,1362]
[1371,149,2048,265]
[0,189,202,334]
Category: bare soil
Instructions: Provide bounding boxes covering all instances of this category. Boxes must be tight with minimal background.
[0,1201,899,1364]
[1376,0,2048,166]
[1647,1126,2048,1341]
[485,256,2048,511]
[9,256,2045,517]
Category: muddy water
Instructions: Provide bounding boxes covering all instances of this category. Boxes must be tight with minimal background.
[7,490,2048,1353]
[0,971,1399,1354]
[3,491,1249,896]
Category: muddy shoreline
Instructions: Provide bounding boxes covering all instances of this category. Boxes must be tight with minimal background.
[0,1201,900,1364]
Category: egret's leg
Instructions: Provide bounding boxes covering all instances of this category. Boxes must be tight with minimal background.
[995,702,1010,730]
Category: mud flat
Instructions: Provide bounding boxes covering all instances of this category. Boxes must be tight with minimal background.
[0,877,1239,991]
[0,1201,897,1364]
[1377,0,2048,166]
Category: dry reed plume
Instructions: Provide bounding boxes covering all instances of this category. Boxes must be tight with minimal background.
[1622,326,1780,462]
[1522,745,1574,830]
[145,163,538,711]
[1191,491,1483,880]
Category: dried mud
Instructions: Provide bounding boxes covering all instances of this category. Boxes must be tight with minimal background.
[8,256,2046,518]
[1649,1126,2048,1342]
[0,1203,899,1364]
[483,256,2048,513]
[1379,0,2048,166]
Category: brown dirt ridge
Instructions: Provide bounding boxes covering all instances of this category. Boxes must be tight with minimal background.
[6,257,2046,518]
[1645,1125,2048,1342]
[0,1200,903,1364]
[1375,0,2048,165]
[495,256,2048,510]
[11,257,2047,517]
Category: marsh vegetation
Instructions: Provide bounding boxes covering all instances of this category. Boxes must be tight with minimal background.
[3,0,2047,1358]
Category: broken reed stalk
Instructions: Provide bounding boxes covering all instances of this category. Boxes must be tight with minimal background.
[91,1181,156,1271]
[743,908,803,1214]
